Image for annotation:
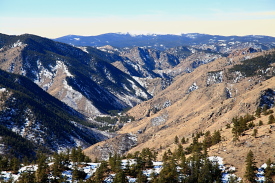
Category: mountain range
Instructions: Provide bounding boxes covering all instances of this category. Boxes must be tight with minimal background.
[1,32,275,179]
[54,33,275,51]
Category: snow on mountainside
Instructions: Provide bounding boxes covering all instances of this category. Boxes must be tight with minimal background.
[84,49,275,179]
[54,33,275,50]
[0,33,152,117]
[0,69,107,157]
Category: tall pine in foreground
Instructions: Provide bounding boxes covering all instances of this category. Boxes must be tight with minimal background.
[244,150,257,183]
[264,158,274,183]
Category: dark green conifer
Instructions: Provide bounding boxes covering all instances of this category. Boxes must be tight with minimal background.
[244,150,257,183]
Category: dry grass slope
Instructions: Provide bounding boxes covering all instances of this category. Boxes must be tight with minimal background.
[84,49,275,178]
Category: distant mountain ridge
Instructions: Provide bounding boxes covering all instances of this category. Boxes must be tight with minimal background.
[54,33,275,50]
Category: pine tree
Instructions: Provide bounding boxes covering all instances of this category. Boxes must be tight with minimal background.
[113,169,127,183]
[158,159,178,183]
[92,161,108,183]
[212,130,222,145]
[244,150,257,183]
[252,129,258,138]
[174,135,179,144]
[203,131,212,149]
[263,105,269,115]
[180,154,190,175]
[136,169,147,183]
[181,137,186,144]
[255,107,261,118]
[18,170,35,183]
[268,114,275,124]
[10,157,20,173]
[35,153,49,183]
[265,158,273,183]
[175,144,184,159]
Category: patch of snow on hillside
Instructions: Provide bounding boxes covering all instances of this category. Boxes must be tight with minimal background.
[78,46,89,53]
[132,76,148,88]
[34,60,54,90]
[188,82,199,93]
[233,71,244,83]
[186,33,198,39]
[56,60,73,77]
[225,87,232,98]
[62,80,83,110]
[209,156,241,183]
[126,79,149,99]
[34,60,74,91]
[0,88,6,92]
[104,68,116,83]
[151,113,168,126]
[207,71,223,86]
[62,79,101,115]
[11,40,26,48]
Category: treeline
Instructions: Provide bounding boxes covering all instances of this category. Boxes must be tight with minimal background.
[229,52,275,78]
[14,147,91,183]
[228,106,274,141]
[90,146,222,183]
[172,129,221,156]
[0,125,37,161]
[94,114,135,132]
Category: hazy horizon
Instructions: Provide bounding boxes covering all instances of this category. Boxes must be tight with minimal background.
[1,0,275,38]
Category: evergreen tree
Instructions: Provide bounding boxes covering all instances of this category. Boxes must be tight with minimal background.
[181,137,186,144]
[244,150,257,183]
[180,154,190,175]
[109,153,122,172]
[18,170,35,183]
[228,175,239,183]
[140,148,156,168]
[174,135,179,144]
[92,161,108,183]
[113,169,127,183]
[71,147,77,162]
[158,159,178,183]
[255,107,261,118]
[175,144,184,159]
[263,105,269,115]
[72,167,87,181]
[35,153,49,183]
[136,169,147,183]
[10,157,20,173]
[212,130,221,145]
[268,114,275,124]
[264,158,273,183]
[203,131,212,149]
[252,129,258,138]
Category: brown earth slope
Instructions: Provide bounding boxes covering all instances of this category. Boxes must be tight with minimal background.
[84,49,275,178]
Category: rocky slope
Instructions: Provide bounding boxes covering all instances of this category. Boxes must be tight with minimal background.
[0,69,107,157]
[0,33,152,117]
[84,49,275,178]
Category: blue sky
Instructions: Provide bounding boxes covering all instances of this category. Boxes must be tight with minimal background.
[1,0,275,38]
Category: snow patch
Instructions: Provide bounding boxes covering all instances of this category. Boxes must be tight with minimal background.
[11,40,26,48]
[207,71,223,86]
[188,82,199,93]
